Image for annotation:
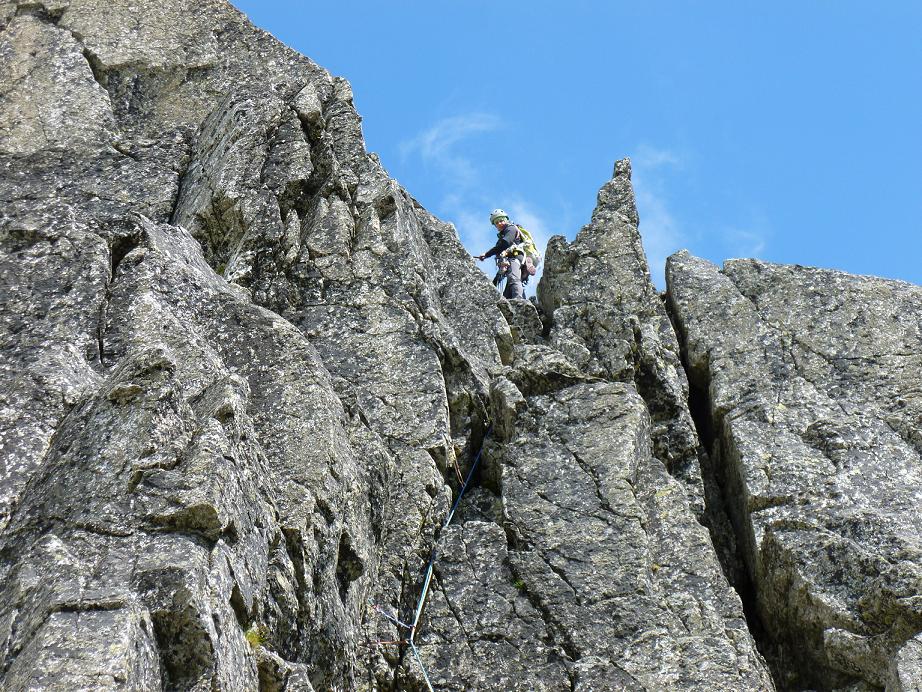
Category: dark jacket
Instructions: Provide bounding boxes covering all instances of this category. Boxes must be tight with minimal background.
[483,223,522,259]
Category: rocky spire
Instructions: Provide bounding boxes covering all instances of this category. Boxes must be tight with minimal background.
[538,158,704,508]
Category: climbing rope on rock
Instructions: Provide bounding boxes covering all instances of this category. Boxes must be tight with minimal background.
[368,426,492,691]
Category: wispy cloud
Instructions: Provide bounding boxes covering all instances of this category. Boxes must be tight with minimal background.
[506,201,551,248]
[450,204,493,255]
[402,114,527,285]
[401,114,557,294]
[631,146,687,288]
[633,144,683,170]
[632,145,771,281]
[634,185,683,289]
[721,226,767,259]
[400,114,502,188]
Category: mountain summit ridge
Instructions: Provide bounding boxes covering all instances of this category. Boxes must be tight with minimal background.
[1,1,919,689]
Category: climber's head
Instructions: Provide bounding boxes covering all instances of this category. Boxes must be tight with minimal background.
[489,208,509,228]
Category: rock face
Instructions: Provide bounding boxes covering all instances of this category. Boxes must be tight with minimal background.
[483,380,770,690]
[1,1,504,689]
[668,253,922,690]
[537,161,702,500]
[0,1,917,691]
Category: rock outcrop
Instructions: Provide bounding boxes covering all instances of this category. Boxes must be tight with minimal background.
[1,1,505,689]
[668,253,922,690]
[0,0,919,690]
[538,160,705,513]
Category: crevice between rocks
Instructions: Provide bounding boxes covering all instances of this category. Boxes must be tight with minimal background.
[150,603,215,691]
[80,46,108,93]
[95,232,141,366]
[667,300,788,689]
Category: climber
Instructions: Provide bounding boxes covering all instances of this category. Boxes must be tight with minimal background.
[475,209,527,300]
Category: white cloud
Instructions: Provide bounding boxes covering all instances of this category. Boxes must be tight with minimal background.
[722,227,767,259]
[453,206,493,255]
[631,146,771,281]
[631,147,686,289]
[634,184,683,289]
[633,144,683,170]
[400,113,501,188]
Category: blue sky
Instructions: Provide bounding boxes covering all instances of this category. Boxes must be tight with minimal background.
[232,1,922,288]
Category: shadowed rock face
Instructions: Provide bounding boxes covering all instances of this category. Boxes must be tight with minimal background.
[667,252,922,690]
[0,1,914,691]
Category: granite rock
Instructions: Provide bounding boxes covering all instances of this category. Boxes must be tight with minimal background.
[5,0,912,689]
[487,380,773,690]
[667,252,922,689]
[0,0,507,688]
[538,159,704,510]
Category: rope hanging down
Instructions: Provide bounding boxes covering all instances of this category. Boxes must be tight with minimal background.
[369,426,492,692]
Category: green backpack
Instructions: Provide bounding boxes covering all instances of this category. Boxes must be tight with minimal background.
[515,225,542,268]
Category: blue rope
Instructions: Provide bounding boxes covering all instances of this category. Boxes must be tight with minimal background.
[443,434,489,528]
[411,558,436,631]
[369,427,492,691]
[368,425,493,692]
[410,426,491,634]
[410,640,435,692]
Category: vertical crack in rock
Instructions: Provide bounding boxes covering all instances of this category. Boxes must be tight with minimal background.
[432,573,476,655]
[335,531,364,605]
[488,374,774,689]
[80,54,114,110]
[96,230,141,366]
[405,521,573,690]
[667,250,922,690]
[673,312,783,688]
[504,548,582,663]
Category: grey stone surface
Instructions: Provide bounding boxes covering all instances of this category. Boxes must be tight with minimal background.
[0,215,369,690]
[408,521,572,691]
[498,297,545,346]
[488,380,773,690]
[3,0,892,689]
[0,13,115,155]
[889,633,922,691]
[538,159,704,509]
[667,251,922,689]
[0,0,509,688]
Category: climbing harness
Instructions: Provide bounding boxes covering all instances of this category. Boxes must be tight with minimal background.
[368,426,492,692]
